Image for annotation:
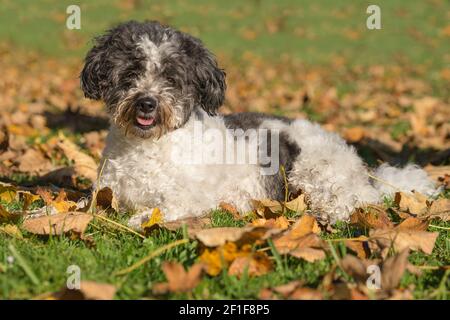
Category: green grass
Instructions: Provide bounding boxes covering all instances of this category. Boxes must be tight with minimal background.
[1,199,448,299]
[0,0,448,68]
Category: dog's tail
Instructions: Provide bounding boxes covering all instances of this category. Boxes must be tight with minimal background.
[371,163,438,198]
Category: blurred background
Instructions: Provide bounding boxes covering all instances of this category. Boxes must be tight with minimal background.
[0,0,449,188]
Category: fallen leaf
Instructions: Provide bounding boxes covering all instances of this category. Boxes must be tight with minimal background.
[381,249,410,291]
[370,228,438,255]
[251,198,283,218]
[272,215,322,254]
[57,136,98,182]
[162,215,212,238]
[285,194,307,213]
[340,255,375,283]
[350,206,393,229]
[141,208,163,232]
[289,246,326,262]
[251,194,307,218]
[228,251,272,277]
[251,216,290,230]
[219,202,241,219]
[93,187,119,212]
[17,148,52,174]
[397,217,429,231]
[22,212,93,235]
[199,242,252,276]
[195,226,269,247]
[36,188,77,213]
[0,203,20,223]
[344,237,370,259]
[343,127,365,142]
[289,287,323,300]
[0,224,23,239]
[0,182,17,203]
[272,280,303,297]
[426,198,450,221]
[395,191,429,216]
[153,262,204,294]
[54,281,116,300]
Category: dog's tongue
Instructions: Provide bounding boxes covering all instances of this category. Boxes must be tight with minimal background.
[137,117,154,126]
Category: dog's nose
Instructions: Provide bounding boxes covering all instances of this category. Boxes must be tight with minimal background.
[138,97,157,113]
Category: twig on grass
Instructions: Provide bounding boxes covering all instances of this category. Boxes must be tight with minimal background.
[93,213,145,240]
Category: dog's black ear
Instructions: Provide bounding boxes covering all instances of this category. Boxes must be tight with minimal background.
[80,36,110,100]
[187,38,226,115]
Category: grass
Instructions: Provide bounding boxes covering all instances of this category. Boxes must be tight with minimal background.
[0,0,449,69]
[1,198,448,299]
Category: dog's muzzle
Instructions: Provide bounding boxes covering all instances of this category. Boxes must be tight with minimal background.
[135,96,158,128]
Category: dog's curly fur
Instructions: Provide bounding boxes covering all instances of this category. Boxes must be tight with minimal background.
[81,20,436,228]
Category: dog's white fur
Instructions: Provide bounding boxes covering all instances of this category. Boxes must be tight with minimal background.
[99,108,436,228]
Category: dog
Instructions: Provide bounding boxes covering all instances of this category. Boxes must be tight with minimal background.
[80,21,436,229]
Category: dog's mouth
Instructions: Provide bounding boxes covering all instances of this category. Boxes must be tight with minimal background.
[135,115,156,129]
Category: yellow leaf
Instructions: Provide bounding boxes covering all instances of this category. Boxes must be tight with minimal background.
[285,194,307,213]
[0,224,23,239]
[141,208,163,230]
[0,182,17,203]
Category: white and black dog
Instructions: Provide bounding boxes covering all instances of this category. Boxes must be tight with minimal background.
[81,21,436,229]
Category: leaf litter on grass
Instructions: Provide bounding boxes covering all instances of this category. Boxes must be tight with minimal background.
[0,42,449,299]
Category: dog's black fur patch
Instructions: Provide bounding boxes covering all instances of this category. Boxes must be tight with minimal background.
[224,112,301,200]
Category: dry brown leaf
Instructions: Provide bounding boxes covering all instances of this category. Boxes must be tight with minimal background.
[251,216,290,230]
[343,127,365,143]
[228,252,272,277]
[426,198,450,221]
[17,148,53,174]
[251,198,283,218]
[94,187,119,212]
[340,255,375,283]
[397,217,429,231]
[345,237,370,259]
[350,206,393,229]
[381,249,410,291]
[370,228,438,255]
[252,194,307,218]
[22,212,92,235]
[272,215,324,259]
[289,287,323,300]
[272,280,303,297]
[36,188,77,213]
[57,136,97,182]
[54,281,116,300]
[219,202,241,219]
[285,194,307,213]
[425,165,450,187]
[395,191,430,216]
[152,262,204,294]
[199,242,251,276]
[162,215,211,238]
[289,246,326,262]
[195,226,269,247]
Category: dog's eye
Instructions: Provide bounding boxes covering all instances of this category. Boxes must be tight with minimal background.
[167,77,176,86]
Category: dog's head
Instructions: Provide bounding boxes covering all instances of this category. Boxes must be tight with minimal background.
[81,21,226,138]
